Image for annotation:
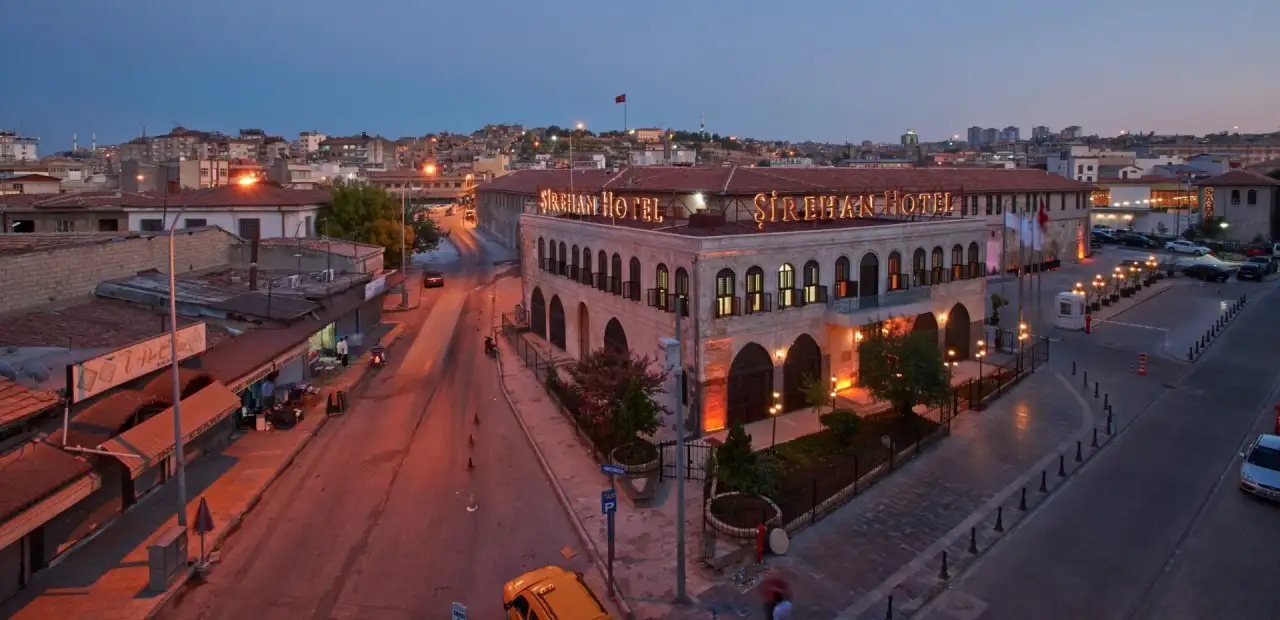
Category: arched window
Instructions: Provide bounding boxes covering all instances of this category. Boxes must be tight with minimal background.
[595,249,607,289]
[967,242,980,278]
[931,246,945,283]
[537,238,546,270]
[777,263,796,309]
[571,244,580,279]
[803,260,822,304]
[655,263,669,290]
[675,267,690,316]
[558,242,567,276]
[582,247,593,284]
[1231,189,1241,205]
[1247,189,1257,205]
[651,263,670,311]
[913,248,927,285]
[547,238,556,270]
[628,257,642,301]
[888,251,903,291]
[715,268,737,318]
[745,266,766,313]
[834,256,852,299]
[610,253,623,295]
[951,244,964,280]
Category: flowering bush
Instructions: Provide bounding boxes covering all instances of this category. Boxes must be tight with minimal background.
[566,347,670,444]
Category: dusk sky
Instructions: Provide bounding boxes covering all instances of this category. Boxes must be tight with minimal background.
[4,1,1277,151]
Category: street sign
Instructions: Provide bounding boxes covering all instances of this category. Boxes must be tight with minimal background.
[601,489,617,515]
[194,497,215,535]
[601,463,625,476]
[451,602,466,620]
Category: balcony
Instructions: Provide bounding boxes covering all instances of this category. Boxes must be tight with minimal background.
[570,265,580,281]
[714,296,742,319]
[594,272,609,291]
[833,280,856,299]
[744,292,773,315]
[609,276,622,296]
[951,264,965,282]
[802,284,829,305]
[580,269,594,285]
[777,288,801,310]
[623,281,641,301]
[540,257,553,272]
[967,262,987,279]
[557,260,567,277]
[931,267,948,285]
[887,272,908,292]
[825,287,933,327]
[647,289,690,315]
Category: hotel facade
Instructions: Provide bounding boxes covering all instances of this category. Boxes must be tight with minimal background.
[477,167,1092,434]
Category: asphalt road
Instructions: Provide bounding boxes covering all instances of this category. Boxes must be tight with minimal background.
[160,217,591,620]
[920,279,1280,620]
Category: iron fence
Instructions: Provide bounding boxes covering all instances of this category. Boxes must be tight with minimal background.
[657,438,714,481]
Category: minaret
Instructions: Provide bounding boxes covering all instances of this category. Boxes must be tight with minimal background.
[73,132,78,152]
[91,132,96,151]
[700,113,705,138]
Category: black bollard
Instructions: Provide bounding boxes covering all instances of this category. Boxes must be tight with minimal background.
[1058,454,1066,477]
[1094,382,1099,398]
[1039,469,1048,492]
[968,527,978,554]
[939,550,950,580]
[1106,410,1114,435]
[1188,346,1194,361]
[886,595,894,620]
[995,506,1005,532]
[1019,486,1027,511]
[1092,428,1099,448]
[1104,393,1109,408]
[1072,361,1077,376]
[1083,370,1088,389]
[1076,440,1083,462]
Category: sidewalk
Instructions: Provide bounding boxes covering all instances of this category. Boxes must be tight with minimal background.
[491,275,709,620]
[0,322,409,620]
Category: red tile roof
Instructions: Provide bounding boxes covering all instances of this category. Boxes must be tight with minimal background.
[122,184,332,208]
[0,378,60,429]
[0,299,232,350]
[0,442,93,524]
[1194,169,1280,187]
[1,174,61,184]
[478,166,1094,196]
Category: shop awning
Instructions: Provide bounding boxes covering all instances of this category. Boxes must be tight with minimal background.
[98,382,241,478]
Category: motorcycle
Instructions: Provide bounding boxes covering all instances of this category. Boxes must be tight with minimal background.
[370,346,387,368]
[483,337,497,358]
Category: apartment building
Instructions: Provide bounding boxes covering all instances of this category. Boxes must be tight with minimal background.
[0,132,38,162]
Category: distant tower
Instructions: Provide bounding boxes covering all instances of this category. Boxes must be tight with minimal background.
[91,132,96,151]
[73,132,78,151]
[700,113,705,138]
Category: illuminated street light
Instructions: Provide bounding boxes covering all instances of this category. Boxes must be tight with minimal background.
[236,175,258,186]
[423,163,437,175]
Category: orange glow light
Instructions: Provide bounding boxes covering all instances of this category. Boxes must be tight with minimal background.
[423,164,437,175]
[236,175,258,186]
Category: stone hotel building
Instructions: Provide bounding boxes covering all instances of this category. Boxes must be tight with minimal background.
[476,167,1092,434]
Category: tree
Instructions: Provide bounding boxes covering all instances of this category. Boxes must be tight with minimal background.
[713,425,778,497]
[320,183,414,268]
[408,207,444,254]
[800,373,831,415]
[566,347,669,444]
[857,323,950,418]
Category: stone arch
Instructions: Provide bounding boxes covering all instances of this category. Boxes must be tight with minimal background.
[911,311,939,347]
[858,252,879,298]
[577,302,590,356]
[604,318,628,352]
[727,342,774,427]
[782,333,823,413]
[530,287,547,338]
[944,302,972,360]
[549,295,566,350]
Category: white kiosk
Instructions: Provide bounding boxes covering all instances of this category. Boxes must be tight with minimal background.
[1053,290,1087,331]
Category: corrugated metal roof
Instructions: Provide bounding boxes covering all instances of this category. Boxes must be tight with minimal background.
[99,382,241,477]
[0,377,60,429]
[95,271,322,321]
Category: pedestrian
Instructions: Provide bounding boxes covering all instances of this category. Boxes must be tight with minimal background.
[336,337,349,367]
[772,592,792,619]
[760,571,790,619]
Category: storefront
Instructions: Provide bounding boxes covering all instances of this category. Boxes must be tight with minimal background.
[307,322,337,363]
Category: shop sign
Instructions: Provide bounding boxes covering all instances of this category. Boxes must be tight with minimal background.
[69,323,208,403]
[751,190,956,231]
[364,275,388,301]
[538,189,666,223]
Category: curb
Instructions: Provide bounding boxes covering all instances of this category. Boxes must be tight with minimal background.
[1094,279,1174,322]
[489,314,637,620]
[143,321,409,620]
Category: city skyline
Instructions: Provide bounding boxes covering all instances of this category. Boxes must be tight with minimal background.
[3,0,1278,151]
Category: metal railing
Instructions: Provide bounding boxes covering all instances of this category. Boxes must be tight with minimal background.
[714,295,741,318]
[744,292,772,315]
[827,287,931,314]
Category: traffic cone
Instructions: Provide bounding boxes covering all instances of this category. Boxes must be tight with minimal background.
[467,456,475,470]
[468,434,475,447]
[466,494,478,512]
[474,413,480,426]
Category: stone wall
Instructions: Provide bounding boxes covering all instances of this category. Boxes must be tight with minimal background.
[0,228,236,316]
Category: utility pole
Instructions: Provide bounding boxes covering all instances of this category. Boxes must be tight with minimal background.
[401,186,408,307]
[661,298,689,604]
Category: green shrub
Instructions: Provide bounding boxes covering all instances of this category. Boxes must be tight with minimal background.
[819,409,862,442]
[714,425,777,497]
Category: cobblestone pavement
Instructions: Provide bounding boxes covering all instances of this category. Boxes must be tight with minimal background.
[667,366,1091,620]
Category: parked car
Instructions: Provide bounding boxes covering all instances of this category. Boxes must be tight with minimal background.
[1119,233,1160,249]
[1245,242,1280,258]
[1164,239,1211,255]
[1091,230,1116,243]
[1182,263,1233,282]
[1240,434,1280,502]
[423,270,444,288]
[504,566,612,620]
[1236,256,1277,281]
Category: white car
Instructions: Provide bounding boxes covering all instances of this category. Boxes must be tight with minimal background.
[1240,434,1280,502]
[1164,239,1211,255]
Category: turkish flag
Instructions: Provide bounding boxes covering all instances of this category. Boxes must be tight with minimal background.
[1038,199,1049,228]
[615,94,626,104]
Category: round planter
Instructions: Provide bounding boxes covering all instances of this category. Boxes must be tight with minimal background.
[704,491,782,540]
[610,442,659,474]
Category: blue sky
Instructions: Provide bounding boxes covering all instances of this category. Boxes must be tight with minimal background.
[4,0,1277,150]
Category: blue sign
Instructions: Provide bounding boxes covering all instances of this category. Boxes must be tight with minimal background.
[601,464,625,476]
[451,602,466,620]
[601,489,617,515]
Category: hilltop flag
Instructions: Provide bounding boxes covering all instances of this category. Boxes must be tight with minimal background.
[615,93,626,104]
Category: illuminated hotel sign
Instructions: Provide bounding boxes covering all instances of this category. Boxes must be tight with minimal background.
[538,188,956,231]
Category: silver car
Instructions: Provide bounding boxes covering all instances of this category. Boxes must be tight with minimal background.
[1240,434,1280,501]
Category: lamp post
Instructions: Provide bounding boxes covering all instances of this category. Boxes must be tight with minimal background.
[659,335,688,603]
[829,376,838,412]
[946,349,956,383]
[771,392,781,448]
[165,181,249,528]
[975,340,986,382]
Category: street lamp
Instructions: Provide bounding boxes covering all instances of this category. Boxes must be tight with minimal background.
[771,392,781,448]
[830,376,838,412]
[946,349,956,383]
[165,181,246,528]
[975,340,987,382]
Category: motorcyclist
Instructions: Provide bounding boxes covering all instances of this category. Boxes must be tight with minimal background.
[483,336,496,354]
[370,345,387,367]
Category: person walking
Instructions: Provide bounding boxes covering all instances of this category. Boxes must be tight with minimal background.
[336,336,349,367]
[771,592,792,619]
[761,571,790,619]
